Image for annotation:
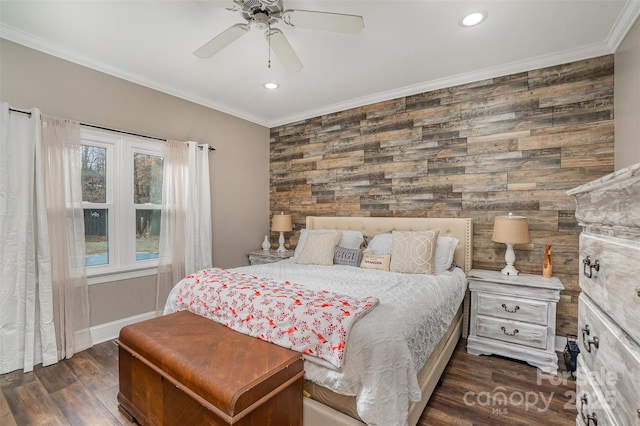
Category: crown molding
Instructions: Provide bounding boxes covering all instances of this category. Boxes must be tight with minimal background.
[0,24,271,127]
[267,41,614,128]
[606,0,640,51]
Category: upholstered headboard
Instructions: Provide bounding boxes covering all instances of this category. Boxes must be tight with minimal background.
[305,216,473,273]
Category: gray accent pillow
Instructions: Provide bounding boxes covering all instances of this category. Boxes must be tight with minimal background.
[333,247,364,267]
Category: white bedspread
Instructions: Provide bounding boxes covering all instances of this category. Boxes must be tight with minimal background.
[185,260,468,426]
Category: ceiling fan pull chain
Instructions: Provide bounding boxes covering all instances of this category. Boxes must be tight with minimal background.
[267,21,272,69]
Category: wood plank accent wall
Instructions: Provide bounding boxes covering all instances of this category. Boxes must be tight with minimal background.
[269,55,614,338]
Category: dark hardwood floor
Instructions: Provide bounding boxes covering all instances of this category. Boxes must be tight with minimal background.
[1,339,576,425]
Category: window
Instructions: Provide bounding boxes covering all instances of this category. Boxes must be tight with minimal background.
[81,128,164,282]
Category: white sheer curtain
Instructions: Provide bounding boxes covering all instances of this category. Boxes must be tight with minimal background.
[156,141,212,312]
[41,115,92,360]
[0,103,58,374]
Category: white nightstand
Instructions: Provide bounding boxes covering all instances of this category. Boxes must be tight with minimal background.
[466,269,564,374]
[247,249,294,265]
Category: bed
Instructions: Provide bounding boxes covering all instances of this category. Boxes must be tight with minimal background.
[165,216,473,426]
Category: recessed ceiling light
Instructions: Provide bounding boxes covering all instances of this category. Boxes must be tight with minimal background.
[460,11,487,27]
[263,82,279,90]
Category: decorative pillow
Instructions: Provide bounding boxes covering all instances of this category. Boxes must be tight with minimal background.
[294,229,364,258]
[360,252,391,271]
[366,232,393,255]
[390,230,440,274]
[296,231,342,265]
[435,236,459,274]
[333,247,364,267]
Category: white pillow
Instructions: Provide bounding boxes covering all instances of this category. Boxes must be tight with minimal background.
[295,231,342,265]
[390,230,440,274]
[435,236,459,274]
[366,232,393,255]
[294,229,364,258]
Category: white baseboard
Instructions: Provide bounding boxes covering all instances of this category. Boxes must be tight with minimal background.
[90,311,158,345]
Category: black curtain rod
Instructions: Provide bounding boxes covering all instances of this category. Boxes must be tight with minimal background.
[8,107,215,152]
[80,123,216,152]
[9,107,31,116]
[81,122,166,142]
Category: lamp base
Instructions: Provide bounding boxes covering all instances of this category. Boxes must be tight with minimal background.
[501,264,520,276]
[501,243,519,275]
[276,231,286,253]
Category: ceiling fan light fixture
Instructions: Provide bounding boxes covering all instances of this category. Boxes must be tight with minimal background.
[253,12,270,30]
[263,82,279,90]
[460,11,487,27]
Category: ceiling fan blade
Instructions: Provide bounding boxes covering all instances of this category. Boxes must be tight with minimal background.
[267,28,303,72]
[282,10,364,35]
[194,23,249,59]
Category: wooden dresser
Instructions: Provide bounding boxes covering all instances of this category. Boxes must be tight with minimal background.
[568,162,640,426]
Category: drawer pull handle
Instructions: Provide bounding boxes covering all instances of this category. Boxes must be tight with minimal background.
[586,335,599,353]
[501,326,519,336]
[580,393,588,422]
[583,256,600,278]
[587,413,598,426]
[582,324,600,352]
[501,303,519,313]
[582,324,600,353]
[582,324,590,341]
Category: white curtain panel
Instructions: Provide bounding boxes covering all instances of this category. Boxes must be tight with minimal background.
[156,141,212,312]
[41,115,92,360]
[0,103,58,374]
[185,142,212,275]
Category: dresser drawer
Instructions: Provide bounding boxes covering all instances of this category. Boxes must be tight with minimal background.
[576,357,622,426]
[578,293,640,426]
[475,315,548,350]
[579,233,640,343]
[476,293,548,326]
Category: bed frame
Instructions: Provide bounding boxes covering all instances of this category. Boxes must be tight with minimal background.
[302,216,473,426]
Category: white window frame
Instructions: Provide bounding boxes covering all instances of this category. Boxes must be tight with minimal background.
[81,127,165,284]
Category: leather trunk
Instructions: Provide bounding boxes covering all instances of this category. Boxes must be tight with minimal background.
[116,310,304,425]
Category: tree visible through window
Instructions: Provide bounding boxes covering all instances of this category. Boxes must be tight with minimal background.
[82,145,108,266]
[134,153,163,261]
[80,129,164,275]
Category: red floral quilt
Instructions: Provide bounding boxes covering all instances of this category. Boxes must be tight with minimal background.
[171,268,379,369]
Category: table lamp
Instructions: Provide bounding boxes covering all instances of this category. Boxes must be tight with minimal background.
[272,213,292,253]
[492,213,529,275]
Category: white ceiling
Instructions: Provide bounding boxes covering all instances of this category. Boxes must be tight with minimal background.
[1,1,639,128]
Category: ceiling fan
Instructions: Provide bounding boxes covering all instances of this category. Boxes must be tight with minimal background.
[194,0,364,72]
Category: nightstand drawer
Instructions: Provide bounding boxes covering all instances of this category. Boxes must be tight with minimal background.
[476,293,548,326]
[475,315,547,350]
